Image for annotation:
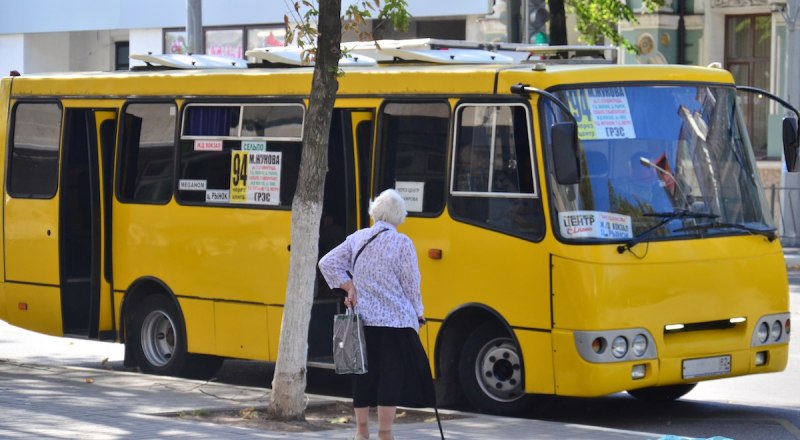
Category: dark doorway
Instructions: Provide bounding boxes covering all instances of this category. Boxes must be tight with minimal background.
[308,109,363,364]
[59,109,107,337]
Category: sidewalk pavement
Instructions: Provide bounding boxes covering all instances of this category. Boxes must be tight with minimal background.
[0,359,668,440]
[784,246,800,270]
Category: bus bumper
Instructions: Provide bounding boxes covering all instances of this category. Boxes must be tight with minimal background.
[551,329,789,397]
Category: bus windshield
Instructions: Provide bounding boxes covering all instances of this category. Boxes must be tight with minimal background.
[545,85,774,243]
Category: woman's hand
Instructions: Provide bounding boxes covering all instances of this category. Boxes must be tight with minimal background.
[341,280,357,308]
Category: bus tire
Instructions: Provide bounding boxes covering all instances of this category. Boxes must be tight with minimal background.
[627,383,697,401]
[129,294,222,379]
[458,322,532,415]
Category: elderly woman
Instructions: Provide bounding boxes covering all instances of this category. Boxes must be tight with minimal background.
[318,188,435,440]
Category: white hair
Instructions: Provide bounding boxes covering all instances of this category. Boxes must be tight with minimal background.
[369,188,407,226]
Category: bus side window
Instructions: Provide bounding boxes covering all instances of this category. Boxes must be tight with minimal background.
[117,102,177,204]
[449,104,544,241]
[176,103,303,208]
[375,101,450,215]
[8,102,62,199]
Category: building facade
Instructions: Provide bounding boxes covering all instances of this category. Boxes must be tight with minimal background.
[0,0,492,75]
[0,0,790,179]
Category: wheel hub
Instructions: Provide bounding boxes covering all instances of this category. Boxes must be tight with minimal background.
[475,338,524,402]
[141,310,176,367]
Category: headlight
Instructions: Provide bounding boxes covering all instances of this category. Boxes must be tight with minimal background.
[757,322,769,343]
[771,321,782,341]
[751,313,791,347]
[631,334,648,357]
[611,336,628,358]
[575,328,656,363]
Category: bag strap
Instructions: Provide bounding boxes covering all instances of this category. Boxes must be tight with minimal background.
[349,228,388,277]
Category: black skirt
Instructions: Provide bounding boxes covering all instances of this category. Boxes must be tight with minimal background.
[352,326,436,408]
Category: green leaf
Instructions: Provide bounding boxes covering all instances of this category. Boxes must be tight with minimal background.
[566,0,667,54]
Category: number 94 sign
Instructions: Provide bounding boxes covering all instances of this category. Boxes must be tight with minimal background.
[566,87,637,140]
[230,150,282,205]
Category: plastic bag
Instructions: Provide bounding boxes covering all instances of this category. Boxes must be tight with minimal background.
[333,308,368,374]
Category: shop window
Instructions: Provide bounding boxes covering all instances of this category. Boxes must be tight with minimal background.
[115,41,129,71]
[725,14,771,159]
[205,29,244,59]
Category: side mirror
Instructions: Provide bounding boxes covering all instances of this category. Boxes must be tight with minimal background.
[783,117,799,172]
[552,122,581,185]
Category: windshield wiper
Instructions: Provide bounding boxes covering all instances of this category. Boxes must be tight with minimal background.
[675,222,777,241]
[617,210,719,254]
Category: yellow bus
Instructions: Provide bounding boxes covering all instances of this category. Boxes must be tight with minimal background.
[0,43,795,415]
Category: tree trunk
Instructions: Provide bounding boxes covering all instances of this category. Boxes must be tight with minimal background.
[267,0,342,421]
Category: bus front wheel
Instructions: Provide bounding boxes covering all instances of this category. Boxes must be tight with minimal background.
[627,383,697,401]
[129,295,221,379]
[458,323,531,415]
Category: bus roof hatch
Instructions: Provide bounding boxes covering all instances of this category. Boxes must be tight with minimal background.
[343,39,515,64]
[245,46,377,67]
[516,45,618,64]
[129,53,248,70]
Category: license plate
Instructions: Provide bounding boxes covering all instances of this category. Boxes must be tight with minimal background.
[682,355,731,379]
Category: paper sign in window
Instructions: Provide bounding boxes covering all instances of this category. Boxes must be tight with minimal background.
[566,87,636,140]
[194,139,223,151]
[558,210,632,239]
[206,189,230,203]
[242,140,266,151]
[395,181,425,213]
[230,150,281,205]
[179,179,207,191]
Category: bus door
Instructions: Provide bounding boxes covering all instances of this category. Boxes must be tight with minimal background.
[4,102,64,336]
[307,108,373,366]
[4,104,115,338]
[59,108,116,338]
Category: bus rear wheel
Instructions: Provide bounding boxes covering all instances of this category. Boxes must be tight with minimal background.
[458,323,532,415]
[627,383,697,401]
[129,295,222,379]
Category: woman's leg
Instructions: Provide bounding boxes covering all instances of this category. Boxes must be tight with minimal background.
[355,406,370,438]
[377,405,396,440]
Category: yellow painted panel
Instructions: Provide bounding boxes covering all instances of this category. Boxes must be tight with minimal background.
[9,67,498,99]
[95,109,117,334]
[402,214,551,329]
[215,302,269,360]
[179,297,216,355]
[0,80,8,296]
[4,283,63,336]
[113,203,290,307]
[551,238,787,334]
[515,329,555,395]
[9,64,734,103]
[497,64,735,96]
[4,198,60,284]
